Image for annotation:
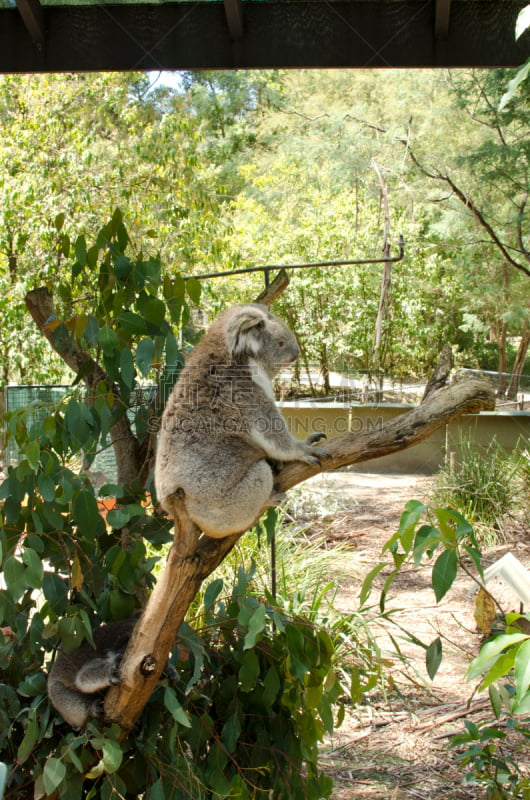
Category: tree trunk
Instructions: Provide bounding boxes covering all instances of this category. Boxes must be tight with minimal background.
[494,319,508,397]
[105,374,494,734]
[372,160,393,397]
[506,317,530,399]
[320,341,331,394]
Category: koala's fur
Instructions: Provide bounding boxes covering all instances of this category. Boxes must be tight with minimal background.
[155,303,329,539]
[47,616,136,728]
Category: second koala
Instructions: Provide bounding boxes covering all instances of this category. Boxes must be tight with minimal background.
[155,303,329,539]
[47,616,136,728]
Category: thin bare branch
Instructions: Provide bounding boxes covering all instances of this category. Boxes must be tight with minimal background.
[403,148,530,278]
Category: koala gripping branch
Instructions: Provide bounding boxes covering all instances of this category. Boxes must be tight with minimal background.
[105,376,494,733]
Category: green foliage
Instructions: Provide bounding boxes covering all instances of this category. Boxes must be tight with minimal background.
[231,158,459,383]
[467,613,530,716]
[449,610,530,798]
[2,70,529,386]
[0,73,236,385]
[450,715,530,799]
[199,507,388,707]
[1,558,348,799]
[366,501,530,797]
[361,500,484,680]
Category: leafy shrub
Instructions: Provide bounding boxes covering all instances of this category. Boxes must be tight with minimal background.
[1,557,348,799]
[450,610,530,799]
[0,404,373,799]
[433,438,522,542]
[364,500,530,798]
[450,715,530,799]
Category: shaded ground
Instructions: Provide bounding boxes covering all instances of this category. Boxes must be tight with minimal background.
[297,472,530,800]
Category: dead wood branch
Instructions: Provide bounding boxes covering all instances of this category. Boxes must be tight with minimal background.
[255,268,290,306]
[274,377,494,493]
[422,344,453,400]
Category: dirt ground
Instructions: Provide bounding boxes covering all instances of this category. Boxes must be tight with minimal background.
[298,471,530,800]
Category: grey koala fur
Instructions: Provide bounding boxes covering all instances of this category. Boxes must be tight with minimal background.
[47,616,137,728]
[155,303,329,539]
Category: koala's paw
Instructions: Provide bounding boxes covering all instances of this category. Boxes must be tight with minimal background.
[301,445,331,466]
[109,670,122,686]
[268,491,287,507]
[306,432,327,446]
[88,698,105,719]
[302,454,322,466]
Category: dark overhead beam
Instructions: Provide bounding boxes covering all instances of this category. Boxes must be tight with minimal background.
[15,0,45,47]
[435,0,451,39]
[0,0,528,73]
[224,0,244,41]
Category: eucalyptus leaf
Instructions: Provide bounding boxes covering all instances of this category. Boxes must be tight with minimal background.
[432,549,458,602]
[426,636,443,680]
[136,337,155,377]
[243,604,266,650]
[43,757,66,795]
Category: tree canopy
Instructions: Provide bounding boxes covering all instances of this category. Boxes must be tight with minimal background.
[1,68,528,388]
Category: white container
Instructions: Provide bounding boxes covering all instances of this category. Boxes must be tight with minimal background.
[483,552,530,608]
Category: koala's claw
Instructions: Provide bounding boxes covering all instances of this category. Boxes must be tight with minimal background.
[109,672,122,686]
[306,432,327,445]
[268,491,287,507]
[303,445,331,466]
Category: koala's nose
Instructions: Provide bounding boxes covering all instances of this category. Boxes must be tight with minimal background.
[288,343,300,362]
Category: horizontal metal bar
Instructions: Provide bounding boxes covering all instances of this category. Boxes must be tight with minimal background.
[187,236,405,281]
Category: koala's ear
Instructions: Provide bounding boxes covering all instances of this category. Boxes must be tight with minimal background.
[225,308,267,359]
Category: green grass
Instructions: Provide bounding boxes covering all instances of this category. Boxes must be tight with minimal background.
[433,438,525,544]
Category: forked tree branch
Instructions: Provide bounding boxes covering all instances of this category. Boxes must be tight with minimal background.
[25,287,143,487]
[105,375,495,733]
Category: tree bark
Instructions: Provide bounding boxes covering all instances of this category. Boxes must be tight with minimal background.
[255,268,290,306]
[105,375,494,733]
[422,344,453,400]
[506,318,530,399]
[372,160,392,363]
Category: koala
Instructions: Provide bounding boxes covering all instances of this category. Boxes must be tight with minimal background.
[47,616,137,728]
[155,303,329,539]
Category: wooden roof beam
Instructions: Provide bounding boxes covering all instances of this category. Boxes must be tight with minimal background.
[16,0,45,47]
[0,1,527,72]
[435,0,452,39]
[224,0,244,41]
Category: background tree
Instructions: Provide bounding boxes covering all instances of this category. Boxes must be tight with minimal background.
[0,73,237,385]
[402,69,530,387]
[2,69,529,388]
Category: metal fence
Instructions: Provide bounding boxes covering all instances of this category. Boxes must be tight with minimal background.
[0,384,158,482]
[1,385,70,473]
